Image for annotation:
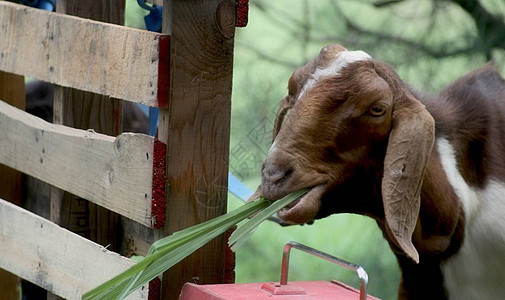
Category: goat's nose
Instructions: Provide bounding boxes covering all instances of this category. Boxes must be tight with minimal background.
[262,162,292,185]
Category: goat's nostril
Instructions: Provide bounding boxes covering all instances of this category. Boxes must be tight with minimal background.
[262,166,292,185]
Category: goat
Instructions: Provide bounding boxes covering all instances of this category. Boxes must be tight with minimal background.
[251,44,505,299]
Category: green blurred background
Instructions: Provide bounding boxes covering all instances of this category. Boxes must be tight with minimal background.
[127,1,505,299]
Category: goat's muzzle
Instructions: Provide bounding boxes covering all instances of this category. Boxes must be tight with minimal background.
[261,158,293,200]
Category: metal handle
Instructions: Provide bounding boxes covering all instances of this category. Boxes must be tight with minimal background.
[280,241,369,300]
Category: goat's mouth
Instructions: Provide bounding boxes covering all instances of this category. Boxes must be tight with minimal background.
[276,185,327,225]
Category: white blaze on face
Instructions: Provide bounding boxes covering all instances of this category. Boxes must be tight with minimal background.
[298,50,372,101]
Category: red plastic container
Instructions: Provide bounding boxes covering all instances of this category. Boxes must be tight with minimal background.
[178,241,381,300]
[179,280,380,300]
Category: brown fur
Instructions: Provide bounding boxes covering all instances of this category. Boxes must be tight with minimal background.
[254,44,505,299]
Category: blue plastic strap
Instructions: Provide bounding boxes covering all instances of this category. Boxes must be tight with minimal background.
[20,0,55,11]
[148,106,159,137]
[228,173,254,202]
[144,6,163,32]
[137,0,163,32]
[136,0,157,11]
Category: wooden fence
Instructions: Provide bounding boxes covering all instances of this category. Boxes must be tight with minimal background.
[0,0,236,299]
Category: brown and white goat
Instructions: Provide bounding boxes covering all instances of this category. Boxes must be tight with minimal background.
[251,44,505,299]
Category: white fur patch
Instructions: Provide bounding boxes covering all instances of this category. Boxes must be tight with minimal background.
[437,138,481,218]
[437,137,505,299]
[298,50,371,100]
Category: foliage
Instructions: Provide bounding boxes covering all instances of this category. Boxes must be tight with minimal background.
[125,0,147,30]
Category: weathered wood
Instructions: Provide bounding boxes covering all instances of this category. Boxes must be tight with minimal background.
[0,72,24,206]
[160,0,235,298]
[0,198,148,300]
[0,269,19,300]
[0,71,25,110]
[149,0,163,6]
[0,71,24,300]
[57,0,125,23]
[0,100,160,227]
[0,1,169,107]
[50,0,126,266]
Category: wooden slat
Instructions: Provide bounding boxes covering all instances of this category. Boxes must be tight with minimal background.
[0,100,159,227]
[0,1,169,107]
[0,198,147,300]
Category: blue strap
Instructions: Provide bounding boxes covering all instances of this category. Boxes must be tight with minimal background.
[137,0,163,32]
[144,6,162,32]
[148,106,159,136]
[136,0,157,11]
[19,0,55,11]
[228,173,254,202]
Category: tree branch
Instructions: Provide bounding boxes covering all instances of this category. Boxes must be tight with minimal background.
[344,17,479,59]
[237,43,301,69]
[373,0,406,8]
[449,0,505,58]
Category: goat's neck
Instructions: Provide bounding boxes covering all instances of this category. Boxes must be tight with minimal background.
[414,147,465,258]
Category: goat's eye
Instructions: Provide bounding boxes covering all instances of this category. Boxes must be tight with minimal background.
[369,103,387,117]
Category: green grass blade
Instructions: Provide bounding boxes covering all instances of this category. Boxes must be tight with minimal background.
[82,198,270,300]
[120,218,241,297]
[118,272,142,300]
[105,206,263,299]
[121,205,265,296]
[229,189,309,251]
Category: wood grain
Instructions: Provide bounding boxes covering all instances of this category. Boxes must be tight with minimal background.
[0,70,24,300]
[0,100,157,227]
[0,198,147,300]
[160,0,235,298]
[51,0,126,266]
[0,1,168,107]
[0,72,24,206]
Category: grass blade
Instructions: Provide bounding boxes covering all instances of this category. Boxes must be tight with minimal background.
[83,189,308,299]
[82,198,269,300]
[229,189,309,251]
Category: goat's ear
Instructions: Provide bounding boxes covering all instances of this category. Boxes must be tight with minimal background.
[381,93,435,264]
[273,96,295,141]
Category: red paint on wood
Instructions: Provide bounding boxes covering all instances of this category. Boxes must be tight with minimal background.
[224,227,236,283]
[235,0,248,27]
[156,35,170,108]
[149,277,162,300]
[151,138,167,228]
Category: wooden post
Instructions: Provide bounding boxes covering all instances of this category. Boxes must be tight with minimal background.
[51,0,125,253]
[0,71,25,300]
[0,72,25,206]
[160,0,235,298]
